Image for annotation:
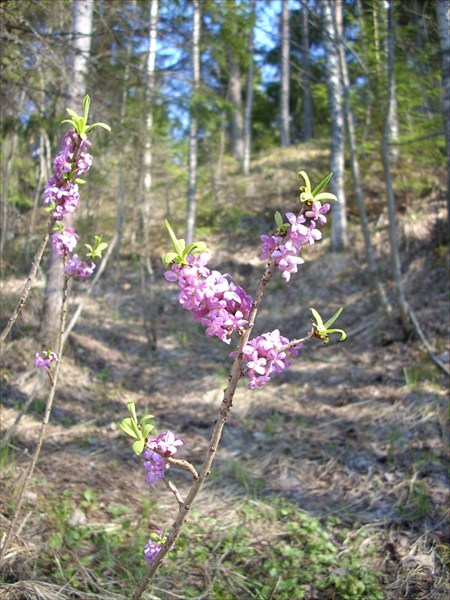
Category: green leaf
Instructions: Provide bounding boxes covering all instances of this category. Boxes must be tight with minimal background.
[162,252,178,267]
[323,307,343,329]
[141,423,154,438]
[132,439,145,455]
[275,211,284,229]
[127,400,138,423]
[312,172,333,197]
[85,122,112,133]
[83,95,90,121]
[66,108,79,119]
[314,192,337,202]
[165,220,183,255]
[310,308,324,330]
[298,171,311,193]
[140,415,154,425]
[118,417,138,439]
[327,328,347,341]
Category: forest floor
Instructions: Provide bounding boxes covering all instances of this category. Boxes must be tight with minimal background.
[0,147,449,599]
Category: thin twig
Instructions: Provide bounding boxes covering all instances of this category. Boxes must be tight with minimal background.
[0,266,69,562]
[163,479,184,507]
[407,306,450,377]
[0,219,53,348]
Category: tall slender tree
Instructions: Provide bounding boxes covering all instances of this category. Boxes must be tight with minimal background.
[381,0,411,335]
[243,0,256,175]
[322,0,348,251]
[40,0,93,347]
[280,0,290,147]
[185,0,201,245]
[300,0,313,141]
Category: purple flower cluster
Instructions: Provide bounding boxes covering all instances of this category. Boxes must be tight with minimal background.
[144,530,168,565]
[35,350,59,372]
[239,329,302,389]
[143,449,168,485]
[65,254,96,279]
[50,226,79,256]
[42,129,97,280]
[43,131,92,220]
[260,202,331,282]
[143,431,185,486]
[164,253,253,344]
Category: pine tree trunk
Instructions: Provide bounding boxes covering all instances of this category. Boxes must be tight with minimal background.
[242,0,255,175]
[322,0,348,251]
[436,0,450,223]
[300,1,313,141]
[185,0,201,245]
[280,0,290,147]
[40,0,93,347]
[381,0,411,335]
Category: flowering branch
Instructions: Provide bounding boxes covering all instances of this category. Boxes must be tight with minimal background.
[122,171,347,600]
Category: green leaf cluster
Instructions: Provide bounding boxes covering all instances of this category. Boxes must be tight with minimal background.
[84,235,108,260]
[298,171,337,204]
[162,220,207,267]
[310,307,347,343]
[118,400,154,455]
[61,95,111,139]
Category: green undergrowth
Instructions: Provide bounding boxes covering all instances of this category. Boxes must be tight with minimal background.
[3,478,384,598]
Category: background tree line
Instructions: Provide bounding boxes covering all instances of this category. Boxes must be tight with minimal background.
[0,0,448,349]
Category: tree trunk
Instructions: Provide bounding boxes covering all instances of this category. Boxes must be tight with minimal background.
[381,0,411,335]
[436,0,450,224]
[40,0,93,348]
[322,0,348,251]
[139,0,159,350]
[333,4,393,319]
[242,0,255,174]
[185,0,201,245]
[280,0,290,147]
[300,1,313,141]
[228,51,244,161]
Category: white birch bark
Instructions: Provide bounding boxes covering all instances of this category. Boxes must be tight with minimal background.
[300,1,313,141]
[280,0,290,146]
[185,0,200,245]
[322,0,348,251]
[228,52,244,161]
[41,0,93,346]
[381,0,411,334]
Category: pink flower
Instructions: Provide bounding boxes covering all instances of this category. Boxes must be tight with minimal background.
[65,255,96,279]
[148,431,185,457]
[50,227,79,255]
[35,350,58,372]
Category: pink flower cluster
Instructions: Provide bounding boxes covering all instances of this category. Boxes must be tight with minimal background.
[238,329,302,389]
[35,350,59,372]
[42,129,97,280]
[260,202,330,282]
[164,253,253,344]
[144,530,170,565]
[143,431,185,486]
[43,131,92,220]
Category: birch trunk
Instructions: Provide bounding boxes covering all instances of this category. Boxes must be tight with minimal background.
[333,5,392,319]
[322,0,348,251]
[228,52,244,161]
[185,0,201,245]
[381,0,411,334]
[139,0,159,350]
[280,0,290,147]
[300,1,313,141]
[40,0,93,347]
